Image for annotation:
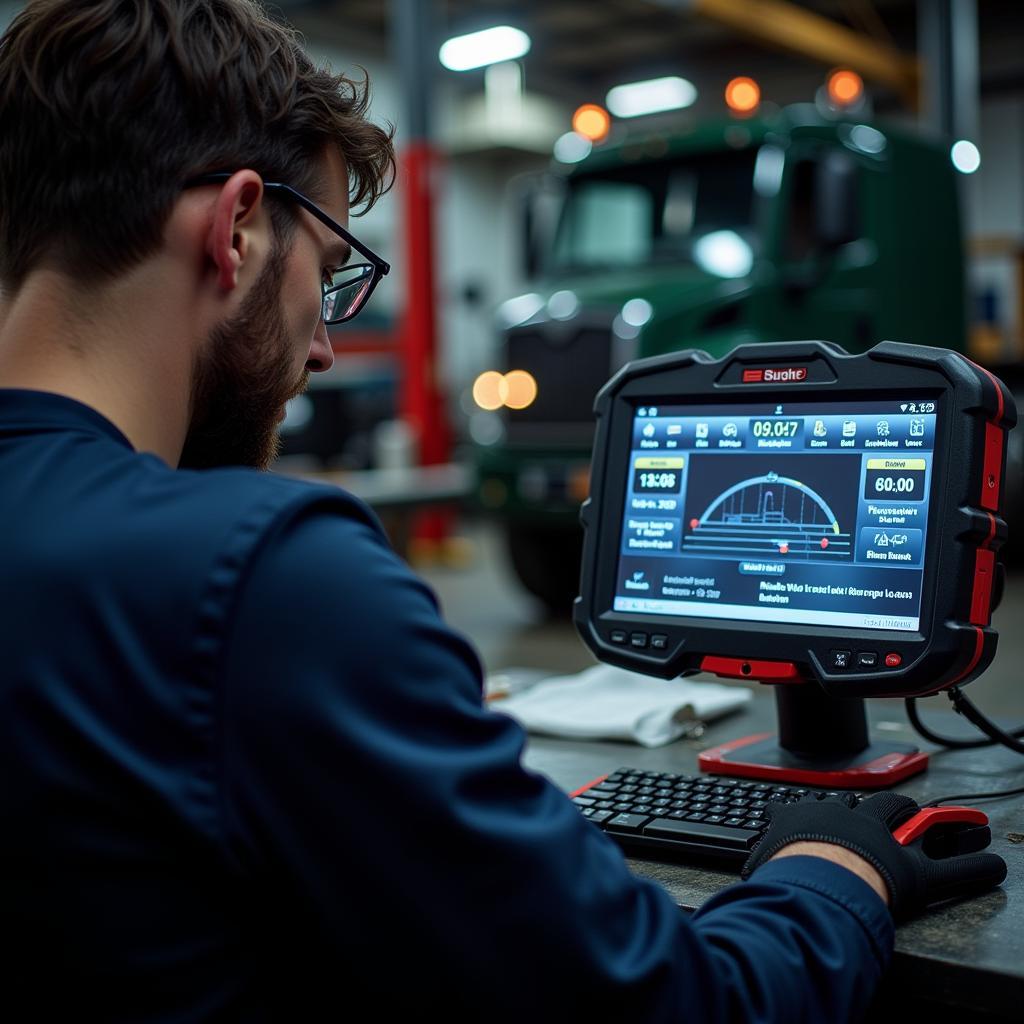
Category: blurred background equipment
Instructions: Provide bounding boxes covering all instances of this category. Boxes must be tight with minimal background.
[4,0,1022,587]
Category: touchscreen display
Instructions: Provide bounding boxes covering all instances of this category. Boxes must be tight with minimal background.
[612,398,938,631]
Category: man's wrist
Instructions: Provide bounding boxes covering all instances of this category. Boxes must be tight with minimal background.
[770,841,890,906]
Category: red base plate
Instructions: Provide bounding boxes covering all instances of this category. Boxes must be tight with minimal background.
[698,732,929,789]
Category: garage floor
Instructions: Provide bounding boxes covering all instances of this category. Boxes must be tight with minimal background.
[419,522,1024,722]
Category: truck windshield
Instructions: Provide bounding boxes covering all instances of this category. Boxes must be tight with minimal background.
[551,148,758,272]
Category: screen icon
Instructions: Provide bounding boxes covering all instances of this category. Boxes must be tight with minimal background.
[813,419,827,437]
[722,422,738,438]
[695,422,709,439]
[638,408,648,417]
[909,418,925,437]
[842,420,857,438]
[642,423,655,438]
[876,420,890,437]
[667,424,682,436]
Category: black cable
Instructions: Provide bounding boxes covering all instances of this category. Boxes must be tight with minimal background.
[947,686,1024,755]
[905,689,1024,753]
[923,783,1024,808]
[905,697,992,749]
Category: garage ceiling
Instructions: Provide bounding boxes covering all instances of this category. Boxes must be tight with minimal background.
[285,0,1024,115]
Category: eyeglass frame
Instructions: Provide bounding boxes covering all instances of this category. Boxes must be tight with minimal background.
[183,171,391,325]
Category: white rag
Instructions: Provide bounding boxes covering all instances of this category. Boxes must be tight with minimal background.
[492,662,752,747]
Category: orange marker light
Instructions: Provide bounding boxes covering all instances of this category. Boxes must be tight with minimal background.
[503,370,538,410]
[573,103,611,143]
[827,69,863,107]
[472,371,506,411]
[725,76,760,116]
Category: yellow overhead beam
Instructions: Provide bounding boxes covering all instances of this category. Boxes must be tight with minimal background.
[686,0,920,107]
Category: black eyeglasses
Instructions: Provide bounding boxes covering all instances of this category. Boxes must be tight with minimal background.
[184,172,390,325]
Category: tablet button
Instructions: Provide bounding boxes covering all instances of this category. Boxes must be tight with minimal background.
[830,650,852,669]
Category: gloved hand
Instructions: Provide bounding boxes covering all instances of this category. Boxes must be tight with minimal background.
[741,792,1007,920]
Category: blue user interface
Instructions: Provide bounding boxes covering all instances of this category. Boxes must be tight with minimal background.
[613,398,939,632]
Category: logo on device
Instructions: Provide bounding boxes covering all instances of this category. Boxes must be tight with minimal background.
[741,366,808,383]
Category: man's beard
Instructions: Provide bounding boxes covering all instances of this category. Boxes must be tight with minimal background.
[179,241,310,471]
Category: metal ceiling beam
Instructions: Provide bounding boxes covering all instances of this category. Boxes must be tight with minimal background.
[664,0,920,106]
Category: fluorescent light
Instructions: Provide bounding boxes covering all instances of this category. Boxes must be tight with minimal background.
[439,26,530,72]
[553,131,592,164]
[606,76,697,118]
[950,139,980,174]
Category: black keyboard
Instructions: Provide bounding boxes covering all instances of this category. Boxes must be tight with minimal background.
[573,768,863,865]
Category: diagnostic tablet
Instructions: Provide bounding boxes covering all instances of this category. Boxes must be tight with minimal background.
[575,341,1015,700]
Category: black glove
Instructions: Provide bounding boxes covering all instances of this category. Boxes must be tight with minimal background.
[741,792,1007,920]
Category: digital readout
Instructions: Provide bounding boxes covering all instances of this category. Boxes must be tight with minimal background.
[751,419,801,439]
[863,459,926,502]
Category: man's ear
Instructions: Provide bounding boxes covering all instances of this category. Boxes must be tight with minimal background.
[205,170,266,291]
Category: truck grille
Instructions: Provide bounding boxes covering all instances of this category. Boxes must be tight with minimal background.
[505,324,613,441]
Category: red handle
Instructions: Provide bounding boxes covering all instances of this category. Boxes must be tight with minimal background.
[893,806,988,846]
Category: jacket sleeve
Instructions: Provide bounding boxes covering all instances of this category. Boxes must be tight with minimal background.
[218,504,893,1022]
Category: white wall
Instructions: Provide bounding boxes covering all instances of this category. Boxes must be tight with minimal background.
[966,96,1024,239]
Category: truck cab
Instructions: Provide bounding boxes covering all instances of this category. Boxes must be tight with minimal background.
[475,104,966,612]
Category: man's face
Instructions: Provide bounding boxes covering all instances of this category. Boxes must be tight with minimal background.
[179,236,305,470]
[179,152,344,470]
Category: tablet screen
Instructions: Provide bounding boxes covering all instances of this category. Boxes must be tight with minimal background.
[612,398,938,632]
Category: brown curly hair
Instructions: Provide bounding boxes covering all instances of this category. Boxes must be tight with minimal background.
[0,0,396,289]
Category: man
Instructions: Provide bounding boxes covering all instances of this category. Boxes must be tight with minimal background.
[0,1,1003,1021]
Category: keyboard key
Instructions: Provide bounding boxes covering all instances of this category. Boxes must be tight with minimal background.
[607,813,650,832]
[573,797,595,807]
[589,810,613,824]
[643,818,761,851]
[724,817,745,827]
[743,819,766,830]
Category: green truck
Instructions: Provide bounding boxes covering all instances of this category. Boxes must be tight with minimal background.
[474,102,993,612]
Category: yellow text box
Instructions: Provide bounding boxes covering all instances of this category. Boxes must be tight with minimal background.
[634,457,685,470]
[866,458,926,470]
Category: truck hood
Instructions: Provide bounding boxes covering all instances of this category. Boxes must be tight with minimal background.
[540,263,751,317]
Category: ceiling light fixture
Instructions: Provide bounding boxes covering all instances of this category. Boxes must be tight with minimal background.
[606,76,697,118]
[439,26,531,72]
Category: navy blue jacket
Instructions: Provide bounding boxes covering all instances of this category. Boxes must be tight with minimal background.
[0,389,893,1021]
